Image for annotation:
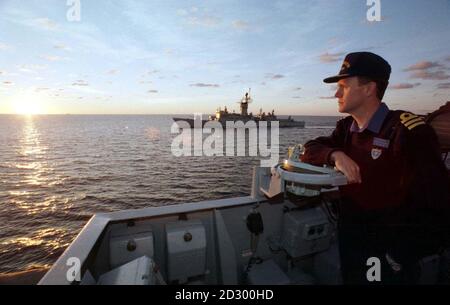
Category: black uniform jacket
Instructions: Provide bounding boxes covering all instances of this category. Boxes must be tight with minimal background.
[301,109,450,261]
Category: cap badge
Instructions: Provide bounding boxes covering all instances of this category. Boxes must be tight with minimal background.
[340,61,350,72]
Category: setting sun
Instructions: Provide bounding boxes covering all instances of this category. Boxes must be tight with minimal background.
[11,93,44,115]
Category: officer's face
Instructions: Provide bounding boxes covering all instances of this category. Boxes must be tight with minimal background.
[335,77,367,114]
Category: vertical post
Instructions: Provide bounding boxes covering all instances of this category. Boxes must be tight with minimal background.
[251,166,270,199]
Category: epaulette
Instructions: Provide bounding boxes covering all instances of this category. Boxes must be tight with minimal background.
[399,112,426,131]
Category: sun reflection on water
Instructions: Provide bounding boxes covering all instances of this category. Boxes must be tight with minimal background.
[0,227,72,253]
[8,117,66,215]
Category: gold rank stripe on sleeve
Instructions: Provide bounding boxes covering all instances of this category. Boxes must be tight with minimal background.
[399,112,426,130]
[406,121,425,130]
[404,117,423,127]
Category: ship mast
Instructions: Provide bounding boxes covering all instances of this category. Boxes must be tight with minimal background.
[240,88,252,116]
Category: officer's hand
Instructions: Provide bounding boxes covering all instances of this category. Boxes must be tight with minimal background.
[330,151,362,184]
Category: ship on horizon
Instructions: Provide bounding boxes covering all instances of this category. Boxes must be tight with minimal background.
[173,90,306,128]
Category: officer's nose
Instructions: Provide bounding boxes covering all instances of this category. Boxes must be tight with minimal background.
[335,89,342,98]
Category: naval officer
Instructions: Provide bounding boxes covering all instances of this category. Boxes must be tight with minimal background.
[301,52,450,284]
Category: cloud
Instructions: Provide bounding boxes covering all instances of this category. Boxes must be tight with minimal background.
[437,82,450,89]
[139,80,153,84]
[40,55,63,62]
[319,52,344,63]
[0,43,12,50]
[409,70,450,80]
[13,9,156,61]
[179,7,220,27]
[190,83,220,88]
[260,82,266,86]
[75,32,158,61]
[72,80,89,86]
[148,90,158,93]
[3,81,14,86]
[319,96,335,99]
[390,83,421,89]
[265,73,285,80]
[0,70,4,75]
[403,61,443,71]
[34,18,59,31]
[18,64,47,73]
[177,7,199,16]
[232,20,250,30]
[53,44,71,51]
[294,87,302,91]
[70,84,106,95]
[165,48,175,55]
[4,10,63,42]
[403,59,450,80]
[35,87,50,92]
[292,96,301,99]
[328,37,339,46]
[187,15,221,27]
[143,70,159,76]
[176,9,188,16]
[445,56,450,62]
[107,69,119,75]
[6,5,159,64]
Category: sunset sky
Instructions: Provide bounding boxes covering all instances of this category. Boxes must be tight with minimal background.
[0,0,449,115]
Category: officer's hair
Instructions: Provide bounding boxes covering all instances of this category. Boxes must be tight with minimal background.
[357,76,389,100]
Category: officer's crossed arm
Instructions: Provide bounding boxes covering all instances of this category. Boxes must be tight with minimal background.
[330,151,362,184]
[301,117,362,184]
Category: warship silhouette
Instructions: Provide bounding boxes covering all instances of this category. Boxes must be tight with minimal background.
[173,90,305,128]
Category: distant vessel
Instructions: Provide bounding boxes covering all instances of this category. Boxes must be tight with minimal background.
[173,90,305,128]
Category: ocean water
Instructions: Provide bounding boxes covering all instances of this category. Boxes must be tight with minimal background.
[0,114,339,274]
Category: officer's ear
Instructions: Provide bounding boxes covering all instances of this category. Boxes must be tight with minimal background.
[357,76,377,98]
[364,81,377,98]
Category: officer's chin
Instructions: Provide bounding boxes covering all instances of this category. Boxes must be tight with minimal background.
[337,103,345,113]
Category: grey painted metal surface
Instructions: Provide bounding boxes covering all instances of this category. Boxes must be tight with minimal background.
[39,196,261,285]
